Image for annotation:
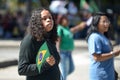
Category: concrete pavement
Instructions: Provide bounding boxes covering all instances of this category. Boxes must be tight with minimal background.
[0,40,90,80]
[0,39,88,48]
[0,40,120,80]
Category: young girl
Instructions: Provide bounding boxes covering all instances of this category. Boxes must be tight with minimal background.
[56,14,86,80]
[18,8,60,80]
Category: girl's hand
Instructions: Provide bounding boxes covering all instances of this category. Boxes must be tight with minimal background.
[46,55,55,66]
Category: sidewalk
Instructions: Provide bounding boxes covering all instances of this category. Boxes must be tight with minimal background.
[0,39,119,62]
[0,39,87,46]
[0,39,88,65]
[0,40,20,47]
[0,39,116,48]
[0,39,88,80]
[0,39,120,80]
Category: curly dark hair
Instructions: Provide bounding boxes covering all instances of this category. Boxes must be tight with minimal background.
[27,8,58,43]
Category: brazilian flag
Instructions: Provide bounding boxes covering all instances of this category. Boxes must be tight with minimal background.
[36,41,51,73]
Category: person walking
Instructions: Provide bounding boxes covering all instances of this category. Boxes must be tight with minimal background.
[86,12,120,80]
[56,14,86,80]
[18,8,61,80]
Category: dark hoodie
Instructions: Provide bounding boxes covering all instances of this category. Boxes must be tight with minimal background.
[18,34,60,80]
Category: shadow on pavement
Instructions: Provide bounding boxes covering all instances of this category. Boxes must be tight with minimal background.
[0,59,18,68]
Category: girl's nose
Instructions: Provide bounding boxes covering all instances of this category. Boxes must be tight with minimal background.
[46,17,51,21]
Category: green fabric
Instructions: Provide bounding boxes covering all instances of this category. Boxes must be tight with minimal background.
[89,0,99,12]
[79,0,99,13]
[80,0,86,9]
[57,25,74,51]
[80,0,93,12]
[36,41,51,73]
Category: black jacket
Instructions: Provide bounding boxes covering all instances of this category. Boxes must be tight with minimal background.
[18,34,60,80]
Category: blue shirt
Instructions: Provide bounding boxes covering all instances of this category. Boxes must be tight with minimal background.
[88,32,115,80]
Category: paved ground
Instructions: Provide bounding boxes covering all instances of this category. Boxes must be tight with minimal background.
[0,40,120,80]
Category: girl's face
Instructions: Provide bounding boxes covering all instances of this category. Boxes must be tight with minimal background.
[98,16,110,34]
[41,10,54,32]
[61,17,69,27]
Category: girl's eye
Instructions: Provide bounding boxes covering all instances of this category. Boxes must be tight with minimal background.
[100,20,110,24]
[41,16,52,21]
[41,17,47,20]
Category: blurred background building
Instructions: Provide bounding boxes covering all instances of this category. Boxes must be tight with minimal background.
[0,0,120,45]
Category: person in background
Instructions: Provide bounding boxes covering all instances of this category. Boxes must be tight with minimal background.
[18,8,61,80]
[86,12,120,80]
[79,9,93,39]
[56,14,86,80]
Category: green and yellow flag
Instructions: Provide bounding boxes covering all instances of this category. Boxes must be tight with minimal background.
[36,41,51,73]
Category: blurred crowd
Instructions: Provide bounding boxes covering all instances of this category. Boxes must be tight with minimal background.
[49,0,96,39]
[0,0,120,45]
[49,0,120,45]
[0,10,27,39]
